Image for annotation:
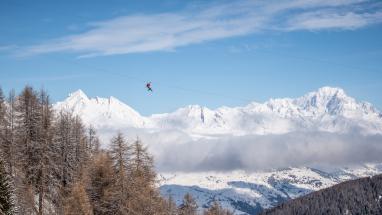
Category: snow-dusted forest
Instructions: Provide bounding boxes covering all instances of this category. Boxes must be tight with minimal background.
[0,86,232,215]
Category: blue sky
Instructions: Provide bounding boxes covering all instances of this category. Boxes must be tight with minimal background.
[1,0,382,115]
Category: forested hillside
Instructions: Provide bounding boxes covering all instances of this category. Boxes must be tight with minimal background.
[261,174,382,215]
[0,86,232,215]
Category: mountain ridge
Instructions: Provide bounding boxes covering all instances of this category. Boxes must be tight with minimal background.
[54,86,382,138]
[261,172,382,215]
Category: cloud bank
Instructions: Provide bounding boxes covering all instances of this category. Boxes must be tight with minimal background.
[99,128,382,172]
[19,0,382,57]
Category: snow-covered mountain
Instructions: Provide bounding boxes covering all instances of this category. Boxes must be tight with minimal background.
[53,86,382,214]
[54,86,382,137]
[54,89,147,129]
[159,164,382,214]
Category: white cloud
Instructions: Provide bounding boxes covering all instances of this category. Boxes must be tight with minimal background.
[97,128,382,172]
[141,130,382,172]
[285,10,382,30]
[18,0,382,57]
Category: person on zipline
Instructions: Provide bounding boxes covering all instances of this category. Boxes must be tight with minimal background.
[146,82,153,92]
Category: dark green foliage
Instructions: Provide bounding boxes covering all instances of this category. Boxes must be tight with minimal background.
[261,174,382,215]
[0,159,14,215]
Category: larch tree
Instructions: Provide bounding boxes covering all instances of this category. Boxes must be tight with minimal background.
[15,86,42,214]
[109,132,131,214]
[128,138,162,214]
[47,103,95,214]
[203,201,233,215]
[162,195,178,215]
[129,139,156,187]
[36,90,58,215]
[0,88,7,169]
[14,87,58,214]
[72,116,89,180]
[15,86,41,185]
[0,87,6,150]
[87,126,100,156]
[54,111,90,213]
[87,152,116,215]
[64,181,93,215]
[178,193,198,215]
[0,159,15,215]
[0,89,16,176]
[55,111,77,188]
[0,85,182,215]
[4,90,17,176]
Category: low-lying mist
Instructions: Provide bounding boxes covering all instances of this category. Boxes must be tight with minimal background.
[98,128,382,172]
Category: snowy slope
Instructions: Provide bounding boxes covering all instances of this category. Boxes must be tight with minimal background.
[159,164,382,214]
[54,89,147,129]
[53,87,382,137]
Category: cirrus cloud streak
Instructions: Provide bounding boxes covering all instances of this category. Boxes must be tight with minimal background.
[18,0,382,57]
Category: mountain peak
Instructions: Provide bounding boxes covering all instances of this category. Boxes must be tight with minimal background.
[316,86,346,97]
[108,96,122,103]
[68,89,88,100]
[294,87,353,114]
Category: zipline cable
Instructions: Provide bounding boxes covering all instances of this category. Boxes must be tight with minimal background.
[44,55,254,103]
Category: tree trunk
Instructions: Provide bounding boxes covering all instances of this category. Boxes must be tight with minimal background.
[38,182,44,215]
